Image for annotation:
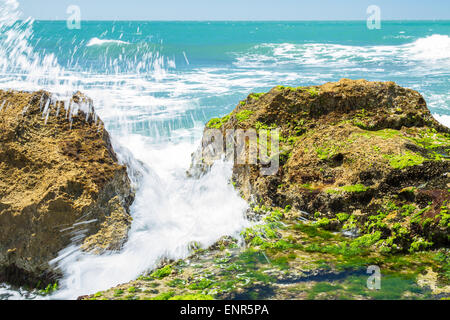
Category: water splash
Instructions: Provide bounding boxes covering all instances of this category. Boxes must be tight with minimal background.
[51,136,249,299]
[0,0,250,300]
[0,1,64,88]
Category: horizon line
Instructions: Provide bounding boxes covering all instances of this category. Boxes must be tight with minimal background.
[29,19,450,22]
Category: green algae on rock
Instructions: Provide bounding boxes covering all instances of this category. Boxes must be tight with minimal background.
[193,79,449,253]
[84,79,449,301]
[82,212,449,300]
[0,90,134,288]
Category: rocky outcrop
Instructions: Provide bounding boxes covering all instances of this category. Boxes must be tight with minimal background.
[194,79,449,252]
[82,79,449,301]
[0,90,134,287]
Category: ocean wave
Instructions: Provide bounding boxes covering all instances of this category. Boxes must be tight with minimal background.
[406,34,450,61]
[86,37,130,47]
[233,34,450,70]
[433,114,450,128]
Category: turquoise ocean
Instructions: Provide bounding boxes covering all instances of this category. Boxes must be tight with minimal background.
[0,1,449,299]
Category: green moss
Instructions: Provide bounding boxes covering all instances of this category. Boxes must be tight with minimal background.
[304,231,382,258]
[400,204,416,217]
[342,215,358,230]
[150,265,173,279]
[276,85,303,91]
[38,282,59,295]
[241,220,280,244]
[432,250,450,282]
[353,120,377,130]
[336,213,350,222]
[169,294,214,300]
[151,291,176,300]
[337,273,432,300]
[306,87,320,97]
[307,282,342,299]
[294,223,334,240]
[271,256,290,270]
[315,217,331,228]
[299,183,314,190]
[384,151,426,169]
[188,278,213,290]
[249,92,265,100]
[356,128,401,139]
[341,184,370,193]
[436,201,449,228]
[235,109,254,122]
[167,279,186,289]
[326,184,369,194]
[254,121,277,131]
[409,237,433,253]
[279,148,292,164]
[410,206,431,226]
[113,289,124,297]
[287,136,300,145]
[262,239,294,250]
[351,231,382,248]
[206,114,230,129]
[409,129,450,150]
[237,248,270,267]
[263,209,284,223]
[364,210,388,233]
[316,146,338,160]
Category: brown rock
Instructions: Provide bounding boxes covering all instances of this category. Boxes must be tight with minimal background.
[195,79,449,251]
[0,89,134,287]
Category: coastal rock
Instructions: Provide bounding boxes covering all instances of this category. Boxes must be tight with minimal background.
[0,90,134,287]
[84,79,449,301]
[195,79,449,252]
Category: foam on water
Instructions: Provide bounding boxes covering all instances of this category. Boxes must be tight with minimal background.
[433,114,450,128]
[50,135,249,299]
[0,0,252,299]
[86,37,130,47]
[234,34,450,70]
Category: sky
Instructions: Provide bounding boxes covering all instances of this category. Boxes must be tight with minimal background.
[17,0,450,21]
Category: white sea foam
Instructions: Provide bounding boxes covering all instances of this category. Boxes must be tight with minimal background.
[407,34,450,62]
[0,0,250,300]
[50,135,249,299]
[234,35,450,70]
[433,114,450,128]
[86,37,130,47]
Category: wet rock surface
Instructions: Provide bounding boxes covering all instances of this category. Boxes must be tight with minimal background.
[85,79,449,300]
[0,90,134,287]
[197,79,449,252]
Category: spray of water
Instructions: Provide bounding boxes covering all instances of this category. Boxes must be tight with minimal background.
[0,0,250,299]
[52,136,250,299]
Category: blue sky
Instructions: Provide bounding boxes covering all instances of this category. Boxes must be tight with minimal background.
[18,0,450,20]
